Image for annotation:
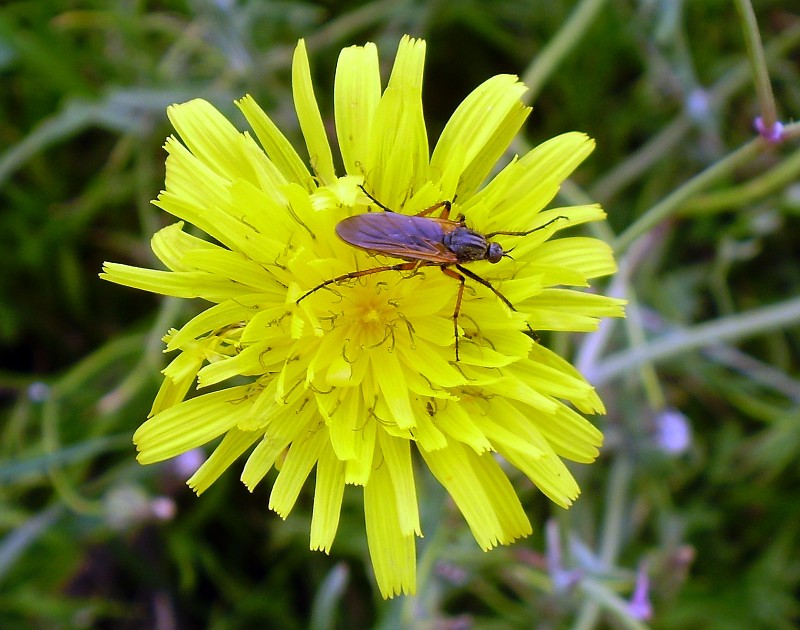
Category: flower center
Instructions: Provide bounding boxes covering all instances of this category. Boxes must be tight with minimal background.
[347,292,405,351]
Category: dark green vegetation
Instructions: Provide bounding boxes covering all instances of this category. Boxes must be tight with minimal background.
[2,1,799,628]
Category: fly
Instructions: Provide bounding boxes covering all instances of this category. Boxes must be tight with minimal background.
[297,185,564,360]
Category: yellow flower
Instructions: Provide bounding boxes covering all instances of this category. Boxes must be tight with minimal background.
[101,36,625,598]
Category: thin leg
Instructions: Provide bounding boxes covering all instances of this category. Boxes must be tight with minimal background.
[455,264,516,311]
[297,262,419,304]
[441,267,466,361]
[485,215,567,238]
[359,184,452,220]
[455,264,536,336]
[415,199,451,220]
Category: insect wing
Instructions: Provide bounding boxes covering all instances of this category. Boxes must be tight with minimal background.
[336,213,458,263]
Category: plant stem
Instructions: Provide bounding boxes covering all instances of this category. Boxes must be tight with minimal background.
[593,295,800,387]
[521,0,610,103]
[613,136,765,254]
[734,0,778,129]
[680,144,800,215]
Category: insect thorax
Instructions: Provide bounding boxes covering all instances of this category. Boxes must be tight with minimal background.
[444,226,493,262]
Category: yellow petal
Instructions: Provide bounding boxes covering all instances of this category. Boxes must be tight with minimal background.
[465,133,596,232]
[365,35,428,204]
[364,460,417,598]
[430,74,529,200]
[335,43,381,176]
[240,394,316,490]
[311,444,346,552]
[167,99,259,184]
[188,428,260,495]
[378,429,421,536]
[270,424,327,518]
[236,94,314,190]
[134,385,252,464]
[292,40,336,184]
[421,440,531,550]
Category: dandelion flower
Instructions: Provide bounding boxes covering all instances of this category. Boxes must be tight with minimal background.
[101,36,625,598]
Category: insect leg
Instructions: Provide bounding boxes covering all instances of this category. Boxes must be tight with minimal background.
[454,264,516,311]
[455,264,536,338]
[440,266,466,361]
[484,215,567,238]
[415,200,452,220]
[296,262,419,304]
[359,184,453,220]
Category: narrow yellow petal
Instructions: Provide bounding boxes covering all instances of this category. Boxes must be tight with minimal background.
[167,99,259,184]
[335,43,381,176]
[471,133,595,232]
[365,35,428,204]
[434,402,493,454]
[269,425,327,518]
[535,404,603,463]
[378,429,421,536]
[150,222,215,272]
[502,445,580,509]
[344,423,376,485]
[197,341,275,388]
[534,237,618,280]
[327,388,360,462]
[522,288,627,332]
[412,411,448,451]
[240,394,316,489]
[373,352,415,429]
[236,94,314,190]
[292,39,336,184]
[364,461,416,598]
[421,441,530,550]
[151,349,204,416]
[469,448,533,543]
[187,428,260,495]
[430,75,529,200]
[311,444,346,552]
[134,385,252,464]
[164,296,259,351]
[101,262,249,302]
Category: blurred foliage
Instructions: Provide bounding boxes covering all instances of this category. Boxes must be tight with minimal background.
[1,0,800,628]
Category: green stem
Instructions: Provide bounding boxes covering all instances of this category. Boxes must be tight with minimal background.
[593,295,800,387]
[623,291,666,410]
[42,397,103,515]
[521,0,610,103]
[599,457,632,567]
[613,136,766,253]
[591,22,800,202]
[734,0,778,129]
[575,577,650,630]
[680,144,800,215]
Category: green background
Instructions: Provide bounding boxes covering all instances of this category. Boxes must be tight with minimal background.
[1,1,799,628]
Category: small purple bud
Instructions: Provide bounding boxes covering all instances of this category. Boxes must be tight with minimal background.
[654,408,692,455]
[686,89,711,120]
[754,116,785,144]
[27,382,50,402]
[172,448,204,478]
[627,563,653,621]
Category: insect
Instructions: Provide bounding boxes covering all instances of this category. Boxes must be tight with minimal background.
[297,185,564,360]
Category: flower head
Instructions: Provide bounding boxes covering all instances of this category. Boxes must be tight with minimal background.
[101,36,624,598]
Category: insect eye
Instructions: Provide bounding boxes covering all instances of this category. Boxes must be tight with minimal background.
[487,242,504,263]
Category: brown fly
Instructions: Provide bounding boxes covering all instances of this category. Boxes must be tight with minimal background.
[297,186,563,360]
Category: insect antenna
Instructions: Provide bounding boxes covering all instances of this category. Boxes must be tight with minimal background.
[358,184,395,213]
[484,215,567,238]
